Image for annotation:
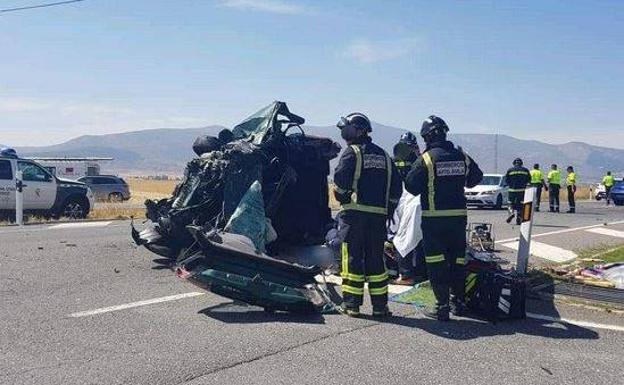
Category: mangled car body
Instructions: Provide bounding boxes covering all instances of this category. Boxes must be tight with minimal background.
[133,102,341,312]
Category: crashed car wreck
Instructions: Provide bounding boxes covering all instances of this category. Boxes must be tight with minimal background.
[132,101,342,313]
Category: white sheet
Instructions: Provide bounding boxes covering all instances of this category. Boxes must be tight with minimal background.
[391,188,422,257]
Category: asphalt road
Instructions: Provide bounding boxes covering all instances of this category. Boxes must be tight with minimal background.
[1,203,623,385]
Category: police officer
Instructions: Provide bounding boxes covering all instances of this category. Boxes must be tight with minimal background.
[547,164,561,212]
[603,171,616,206]
[529,164,547,212]
[405,115,483,321]
[566,166,577,213]
[333,113,403,318]
[505,158,531,225]
[393,132,421,180]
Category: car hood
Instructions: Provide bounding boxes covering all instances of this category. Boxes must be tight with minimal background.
[465,185,501,193]
[612,183,624,193]
[56,178,87,187]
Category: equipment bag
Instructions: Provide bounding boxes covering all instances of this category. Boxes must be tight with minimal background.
[467,270,526,322]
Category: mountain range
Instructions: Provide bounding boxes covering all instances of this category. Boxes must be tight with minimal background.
[11,124,624,181]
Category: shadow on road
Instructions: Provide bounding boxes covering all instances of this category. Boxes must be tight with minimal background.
[198,301,326,324]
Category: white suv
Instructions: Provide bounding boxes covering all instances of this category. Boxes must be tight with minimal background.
[464,173,508,209]
[0,153,94,219]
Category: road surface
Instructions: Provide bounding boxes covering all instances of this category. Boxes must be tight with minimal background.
[1,202,623,385]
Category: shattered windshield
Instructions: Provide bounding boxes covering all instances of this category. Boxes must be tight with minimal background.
[231,102,279,144]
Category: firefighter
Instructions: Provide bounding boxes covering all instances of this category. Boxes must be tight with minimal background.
[566,166,577,213]
[529,163,547,212]
[547,164,561,212]
[393,132,421,180]
[405,115,483,321]
[603,171,615,206]
[333,112,403,317]
[504,158,531,225]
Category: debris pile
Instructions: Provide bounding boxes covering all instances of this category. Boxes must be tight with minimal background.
[132,102,342,313]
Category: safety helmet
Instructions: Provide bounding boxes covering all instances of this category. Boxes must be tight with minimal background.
[337,112,372,133]
[400,132,418,146]
[420,115,449,139]
[513,158,523,166]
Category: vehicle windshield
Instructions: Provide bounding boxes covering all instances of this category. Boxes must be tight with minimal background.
[479,176,501,186]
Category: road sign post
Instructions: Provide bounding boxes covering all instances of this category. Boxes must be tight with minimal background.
[15,170,24,226]
[516,187,536,275]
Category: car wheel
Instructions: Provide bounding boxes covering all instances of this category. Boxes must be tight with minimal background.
[596,195,602,201]
[494,194,503,210]
[109,192,123,202]
[60,197,89,219]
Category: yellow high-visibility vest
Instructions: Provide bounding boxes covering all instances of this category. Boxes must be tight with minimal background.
[547,169,561,185]
[530,169,543,184]
[566,172,576,185]
[603,175,615,187]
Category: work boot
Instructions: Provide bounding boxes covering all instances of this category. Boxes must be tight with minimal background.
[372,305,393,318]
[515,216,522,225]
[535,207,540,212]
[566,208,575,213]
[506,211,515,224]
[339,305,361,318]
[450,300,467,317]
[422,305,450,321]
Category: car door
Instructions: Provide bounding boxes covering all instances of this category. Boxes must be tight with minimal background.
[0,159,15,209]
[17,161,58,210]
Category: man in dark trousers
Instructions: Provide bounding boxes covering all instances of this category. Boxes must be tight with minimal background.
[505,158,531,225]
[405,115,483,321]
[547,164,561,212]
[566,166,577,213]
[390,131,426,285]
[529,163,548,211]
[333,112,403,318]
[603,171,615,206]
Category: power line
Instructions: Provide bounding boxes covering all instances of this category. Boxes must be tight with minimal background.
[0,0,86,14]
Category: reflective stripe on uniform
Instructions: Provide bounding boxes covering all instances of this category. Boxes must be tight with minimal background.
[342,273,365,282]
[508,171,529,176]
[369,286,388,296]
[422,152,436,211]
[395,161,407,167]
[340,144,392,215]
[334,185,348,194]
[342,285,364,296]
[367,272,388,283]
[421,209,467,217]
[465,273,478,292]
[456,257,465,265]
[508,188,526,192]
[425,254,445,264]
[341,243,349,277]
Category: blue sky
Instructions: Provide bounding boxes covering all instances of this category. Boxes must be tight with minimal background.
[1,0,623,147]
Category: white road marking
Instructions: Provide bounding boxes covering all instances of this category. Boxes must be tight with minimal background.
[69,292,206,318]
[315,275,414,295]
[497,220,624,244]
[50,221,112,229]
[527,312,624,332]
[501,241,577,263]
[586,227,624,239]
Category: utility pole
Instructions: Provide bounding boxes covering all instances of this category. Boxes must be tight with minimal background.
[494,132,499,173]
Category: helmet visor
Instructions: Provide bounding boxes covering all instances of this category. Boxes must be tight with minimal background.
[337,116,349,129]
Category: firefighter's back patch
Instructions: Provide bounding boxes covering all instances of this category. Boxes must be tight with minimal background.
[363,154,387,170]
[436,161,466,176]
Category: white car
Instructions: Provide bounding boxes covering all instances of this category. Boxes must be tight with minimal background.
[0,150,95,219]
[465,174,508,209]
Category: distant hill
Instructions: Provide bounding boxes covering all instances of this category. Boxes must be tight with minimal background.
[14,124,624,181]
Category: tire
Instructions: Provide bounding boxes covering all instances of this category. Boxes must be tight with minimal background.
[596,196,602,201]
[494,194,503,210]
[109,192,123,202]
[59,197,89,219]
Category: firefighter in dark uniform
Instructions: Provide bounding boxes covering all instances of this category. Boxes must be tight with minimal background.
[393,132,421,179]
[405,115,483,321]
[333,113,403,317]
[505,158,531,225]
